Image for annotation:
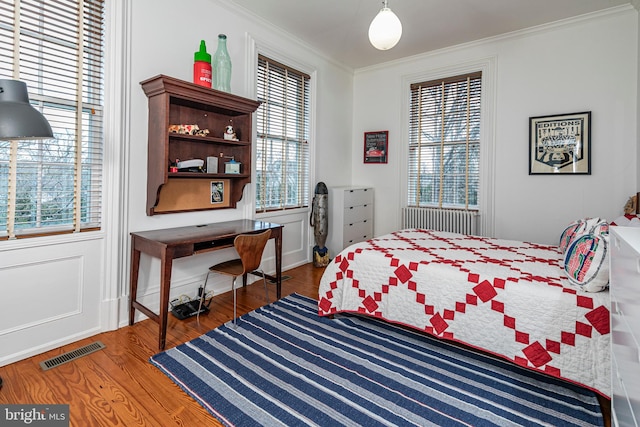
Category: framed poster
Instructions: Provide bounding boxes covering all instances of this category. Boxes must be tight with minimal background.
[529,111,591,175]
[364,130,388,164]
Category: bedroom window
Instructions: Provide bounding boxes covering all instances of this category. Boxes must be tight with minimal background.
[0,0,104,239]
[255,54,310,212]
[408,72,481,210]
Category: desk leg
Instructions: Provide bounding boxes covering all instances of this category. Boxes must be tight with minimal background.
[275,231,282,299]
[129,242,141,326]
[158,255,173,351]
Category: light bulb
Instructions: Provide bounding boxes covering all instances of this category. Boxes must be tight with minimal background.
[368,5,402,50]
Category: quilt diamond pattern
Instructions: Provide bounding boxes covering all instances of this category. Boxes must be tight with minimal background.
[318,229,611,397]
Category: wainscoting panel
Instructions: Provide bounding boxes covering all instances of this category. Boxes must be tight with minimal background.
[257,209,310,270]
[0,256,83,333]
[0,235,104,366]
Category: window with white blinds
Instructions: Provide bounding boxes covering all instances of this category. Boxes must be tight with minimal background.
[0,0,104,239]
[255,55,310,212]
[408,72,481,210]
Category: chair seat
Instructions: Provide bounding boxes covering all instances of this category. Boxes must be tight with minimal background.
[209,258,245,277]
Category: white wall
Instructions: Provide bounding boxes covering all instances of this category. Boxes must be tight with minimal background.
[352,7,638,245]
[123,0,354,323]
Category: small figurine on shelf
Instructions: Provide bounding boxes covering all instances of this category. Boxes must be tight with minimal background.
[220,154,241,174]
[169,159,178,173]
[223,120,238,141]
[168,124,209,136]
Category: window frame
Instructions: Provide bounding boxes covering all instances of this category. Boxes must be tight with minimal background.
[400,58,497,237]
[254,54,311,213]
[0,0,105,240]
[407,71,482,211]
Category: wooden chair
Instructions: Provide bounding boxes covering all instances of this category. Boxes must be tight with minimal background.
[205,229,272,326]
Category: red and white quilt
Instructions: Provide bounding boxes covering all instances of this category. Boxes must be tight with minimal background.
[318,229,611,397]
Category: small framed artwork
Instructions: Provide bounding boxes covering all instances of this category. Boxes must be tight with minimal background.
[364,130,388,164]
[529,111,591,175]
[210,181,225,204]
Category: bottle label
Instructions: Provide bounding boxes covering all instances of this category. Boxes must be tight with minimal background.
[194,62,212,87]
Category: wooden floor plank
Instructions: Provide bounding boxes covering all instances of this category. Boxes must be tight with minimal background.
[0,263,321,426]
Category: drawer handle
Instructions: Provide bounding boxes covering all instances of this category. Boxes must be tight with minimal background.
[363,220,367,223]
[349,207,353,210]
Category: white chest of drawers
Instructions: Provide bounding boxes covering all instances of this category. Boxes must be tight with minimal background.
[610,226,640,427]
[327,186,374,258]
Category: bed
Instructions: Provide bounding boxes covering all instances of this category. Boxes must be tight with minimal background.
[317,228,611,398]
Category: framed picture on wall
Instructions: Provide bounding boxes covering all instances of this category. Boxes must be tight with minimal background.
[210,181,225,204]
[529,111,591,175]
[364,130,388,164]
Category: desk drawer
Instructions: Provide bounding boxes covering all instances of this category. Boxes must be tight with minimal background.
[193,237,235,253]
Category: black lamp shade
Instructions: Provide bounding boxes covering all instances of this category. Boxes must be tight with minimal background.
[0,79,53,140]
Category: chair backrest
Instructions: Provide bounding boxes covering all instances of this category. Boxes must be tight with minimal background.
[234,229,272,274]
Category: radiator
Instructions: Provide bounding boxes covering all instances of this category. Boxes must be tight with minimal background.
[402,207,478,235]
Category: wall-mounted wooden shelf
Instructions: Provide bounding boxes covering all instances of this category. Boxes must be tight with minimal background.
[141,74,261,215]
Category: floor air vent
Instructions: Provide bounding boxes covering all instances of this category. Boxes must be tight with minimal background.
[269,275,292,284]
[40,341,106,371]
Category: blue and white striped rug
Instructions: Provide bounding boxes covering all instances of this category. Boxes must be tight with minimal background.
[150,293,604,426]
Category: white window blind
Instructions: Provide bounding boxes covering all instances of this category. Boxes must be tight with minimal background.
[255,55,310,212]
[0,0,104,239]
[408,72,481,209]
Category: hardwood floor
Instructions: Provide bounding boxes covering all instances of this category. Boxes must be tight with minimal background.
[0,263,323,427]
[0,262,610,426]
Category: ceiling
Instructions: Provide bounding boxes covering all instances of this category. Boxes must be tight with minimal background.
[225,0,633,69]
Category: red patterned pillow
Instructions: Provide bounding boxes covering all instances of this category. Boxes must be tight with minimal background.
[558,219,585,253]
[563,218,609,292]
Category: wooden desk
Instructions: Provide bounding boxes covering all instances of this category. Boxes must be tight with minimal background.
[129,219,283,350]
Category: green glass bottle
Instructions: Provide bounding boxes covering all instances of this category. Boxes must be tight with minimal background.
[213,34,231,92]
